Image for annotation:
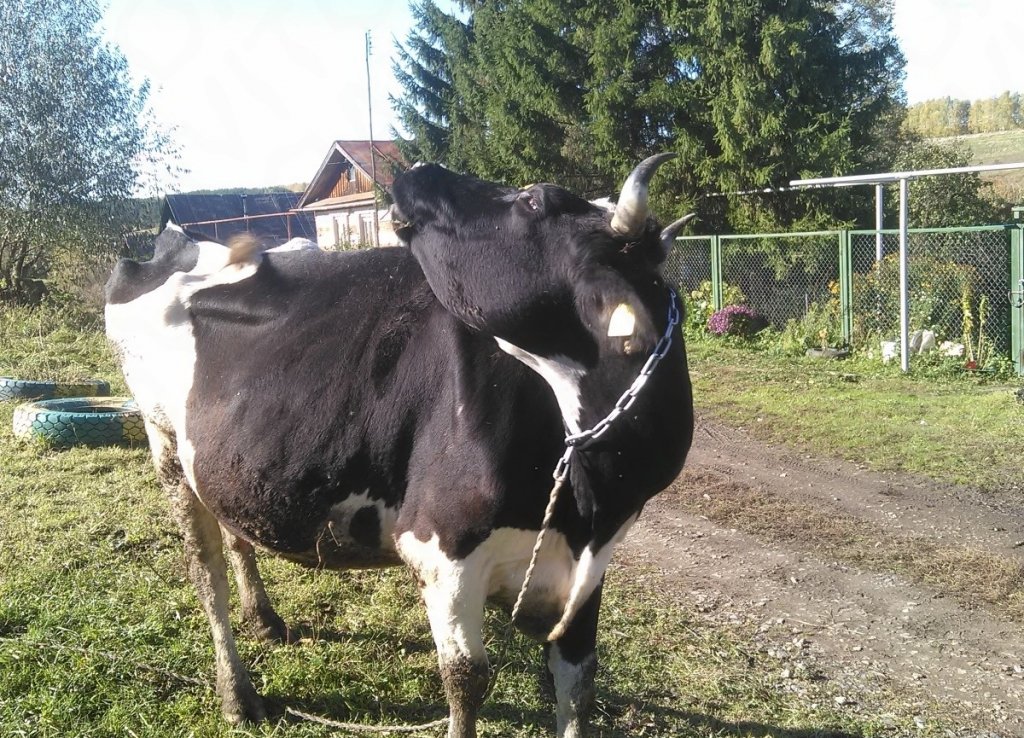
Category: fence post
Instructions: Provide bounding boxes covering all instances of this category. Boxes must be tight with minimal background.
[1011,224,1024,376]
[838,230,854,345]
[710,235,724,311]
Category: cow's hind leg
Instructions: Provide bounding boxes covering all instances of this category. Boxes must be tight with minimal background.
[546,584,602,738]
[222,529,291,643]
[147,424,265,725]
[167,482,266,723]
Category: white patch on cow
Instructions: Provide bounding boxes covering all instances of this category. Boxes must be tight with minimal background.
[268,237,319,253]
[105,238,259,491]
[495,338,585,435]
[548,643,595,738]
[326,490,398,551]
[179,249,261,305]
[399,516,636,645]
[547,513,637,641]
[107,281,200,486]
[192,240,232,273]
[397,531,494,663]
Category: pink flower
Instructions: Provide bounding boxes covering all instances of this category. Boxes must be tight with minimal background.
[707,304,761,337]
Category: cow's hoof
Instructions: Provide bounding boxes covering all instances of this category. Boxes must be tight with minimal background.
[246,607,294,644]
[257,620,295,645]
[221,684,267,724]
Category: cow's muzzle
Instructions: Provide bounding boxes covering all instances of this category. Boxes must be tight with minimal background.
[389,204,414,242]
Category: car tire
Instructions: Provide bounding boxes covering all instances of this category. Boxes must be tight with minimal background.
[12,397,146,448]
[0,377,111,402]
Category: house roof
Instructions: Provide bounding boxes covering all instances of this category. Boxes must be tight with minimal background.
[297,140,407,210]
[160,192,315,243]
[300,192,377,211]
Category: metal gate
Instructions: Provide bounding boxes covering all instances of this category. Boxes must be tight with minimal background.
[1010,219,1024,374]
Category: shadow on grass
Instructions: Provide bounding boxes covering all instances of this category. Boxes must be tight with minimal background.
[267,682,865,738]
[268,693,456,732]
[253,617,865,737]
[600,701,865,738]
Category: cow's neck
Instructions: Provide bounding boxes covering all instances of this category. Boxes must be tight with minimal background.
[493,338,588,435]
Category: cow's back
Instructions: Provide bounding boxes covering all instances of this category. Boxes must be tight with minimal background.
[109,242,564,569]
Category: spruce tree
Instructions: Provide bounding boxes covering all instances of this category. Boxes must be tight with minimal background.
[391,0,909,229]
[390,0,473,168]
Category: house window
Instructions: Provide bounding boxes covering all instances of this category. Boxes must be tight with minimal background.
[347,166,356,183]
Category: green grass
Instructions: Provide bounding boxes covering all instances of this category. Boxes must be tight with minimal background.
[0,398,919,737]
[687,339,1024,493]
[932,129,1024,201]
[0,304,122,386]
[0,308,989,736]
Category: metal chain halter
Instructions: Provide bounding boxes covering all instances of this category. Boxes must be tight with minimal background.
[511,288,681,629]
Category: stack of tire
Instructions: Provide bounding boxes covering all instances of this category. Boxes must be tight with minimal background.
[2,377,146,448]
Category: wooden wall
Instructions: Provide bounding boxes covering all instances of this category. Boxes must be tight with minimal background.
[328,165,374,199]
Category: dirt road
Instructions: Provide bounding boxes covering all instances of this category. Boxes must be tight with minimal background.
[620,414,1024,735]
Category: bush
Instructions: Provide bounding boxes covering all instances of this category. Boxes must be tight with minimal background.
[852,254,980,345]
[775,280,846,354]
[707,304,764,338]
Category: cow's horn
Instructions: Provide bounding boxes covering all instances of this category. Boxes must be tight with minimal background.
[659,212,697,254]
[610,152,677,239]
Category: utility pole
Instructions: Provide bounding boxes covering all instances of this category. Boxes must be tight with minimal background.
[365,30,380,248]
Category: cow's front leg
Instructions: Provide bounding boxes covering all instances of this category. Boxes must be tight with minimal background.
[402,537,490,738]
[169,483,265,724]
[222,528,291,643]
[546,584,602,738]
[423,581,489,738]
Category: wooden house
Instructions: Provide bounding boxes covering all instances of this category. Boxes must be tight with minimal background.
[296,140,407,249]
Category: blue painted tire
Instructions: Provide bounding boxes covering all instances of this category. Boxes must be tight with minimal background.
[12,397,146,448]
[0,377,110,402]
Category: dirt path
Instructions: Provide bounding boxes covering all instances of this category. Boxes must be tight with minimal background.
[619,413,1024,735]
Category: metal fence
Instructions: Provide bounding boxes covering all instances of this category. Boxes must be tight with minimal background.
[665,223,1024,373]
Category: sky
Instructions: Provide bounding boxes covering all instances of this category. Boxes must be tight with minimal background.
[100,0,1024,193]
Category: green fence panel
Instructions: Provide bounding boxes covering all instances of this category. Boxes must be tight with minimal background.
[668,223,1019,372]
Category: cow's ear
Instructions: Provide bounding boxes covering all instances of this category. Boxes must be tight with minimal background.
[409,230,560,337]
[574,267,659,356]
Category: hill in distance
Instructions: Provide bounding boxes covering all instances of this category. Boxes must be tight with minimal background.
[931,129,1024,203]
[182,182,308,196]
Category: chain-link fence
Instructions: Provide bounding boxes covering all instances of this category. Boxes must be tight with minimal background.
[720,232,841,331]
[667,224,1022,371]
[663,236,713,295]
[850,227,1011,360]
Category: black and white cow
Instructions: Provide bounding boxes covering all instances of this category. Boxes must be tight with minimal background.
[105,155,694,738]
